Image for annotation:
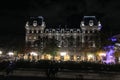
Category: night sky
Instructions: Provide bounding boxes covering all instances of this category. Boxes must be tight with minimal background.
[0,0,120,46]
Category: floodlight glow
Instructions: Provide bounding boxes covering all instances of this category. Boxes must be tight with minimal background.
[60,52,66,56]
[104,45,115,64]
[87,54,94,59]
[8,52,14,56]
[0,51,2,55]
[99,53,106,56]
[30,52,38,56]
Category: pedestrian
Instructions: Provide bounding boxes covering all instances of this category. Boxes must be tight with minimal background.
[5,61,14,75]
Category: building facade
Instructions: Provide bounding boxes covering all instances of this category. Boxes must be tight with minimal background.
[25,16,102,61]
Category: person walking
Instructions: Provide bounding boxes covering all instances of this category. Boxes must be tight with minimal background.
[5,61,15,75]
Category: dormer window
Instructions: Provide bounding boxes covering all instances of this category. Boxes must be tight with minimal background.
[81,21,84,26]
[33,20,37,26]
[98,21,101,26]
[38,30,41,33]
[41,21,45,26]
[53,31,55,33]
[89,20,94,26]
[26,21,29,26]
[52,29,55,33]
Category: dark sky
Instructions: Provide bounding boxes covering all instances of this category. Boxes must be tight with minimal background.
[0,0,120,45]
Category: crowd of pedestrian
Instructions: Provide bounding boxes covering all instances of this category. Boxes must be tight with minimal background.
[45,61,59,80]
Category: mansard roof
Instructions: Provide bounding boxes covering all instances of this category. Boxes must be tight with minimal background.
[83,16,98,25]
[26,16,100,31]
[28,16,44,26]
[45,24,80,31]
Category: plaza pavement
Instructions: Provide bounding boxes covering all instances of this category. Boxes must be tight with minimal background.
[0,68,120,80]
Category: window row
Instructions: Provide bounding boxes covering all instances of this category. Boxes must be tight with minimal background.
[27,30,42,33]
[84,36,99,41]
[27,36,82,41]
[46,30,81,33]
[27,30,81,34]
[83,30,99,33]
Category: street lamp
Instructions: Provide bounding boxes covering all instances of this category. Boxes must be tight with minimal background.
[30,52,38,61]
[87,54,94,61]
[99,52,106,57]
[8,52,14,56]
[30,52,38,56]
[60,52,66,56]
[60,52,67,61]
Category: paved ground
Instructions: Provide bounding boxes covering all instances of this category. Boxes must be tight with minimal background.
[0,69,120,80]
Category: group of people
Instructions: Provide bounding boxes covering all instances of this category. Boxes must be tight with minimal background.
[5,61,15,75]
[46,61,59,80]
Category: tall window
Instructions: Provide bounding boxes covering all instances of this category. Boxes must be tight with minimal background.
[34,30,36,33]
[85,36,88,40]
[85,30,88,33]
[90,30,92,33]
[38,36,41,39]
[38,30,41,33]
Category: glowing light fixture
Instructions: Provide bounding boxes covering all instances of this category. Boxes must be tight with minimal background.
[8,52,14,56]
[60,52,66,56]
[99,52,106,57]
[30,52,38,56]
[87,54,94,60]
[0,51,2,55]
[88,54,94,58]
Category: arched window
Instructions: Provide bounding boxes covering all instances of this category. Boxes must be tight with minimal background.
[90,30,93,33]
[38,36,41,39]
[53,31,55,33]
[85,36,88,40]
[38,30,41,33]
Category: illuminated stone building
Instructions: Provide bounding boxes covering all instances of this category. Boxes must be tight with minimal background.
[25,16,102,61]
